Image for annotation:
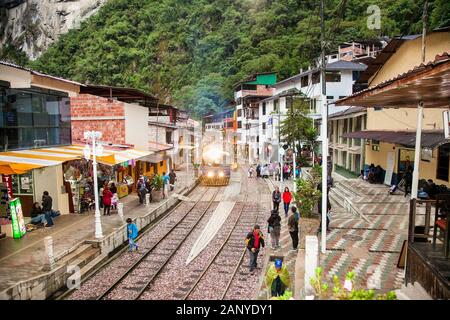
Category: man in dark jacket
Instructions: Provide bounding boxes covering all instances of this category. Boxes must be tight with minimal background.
[245,224,265,272]
[169,170,177,191]
[404,166,413,197]
[41,191,54,227]
[287,207,299,250]
[272,187,281,211]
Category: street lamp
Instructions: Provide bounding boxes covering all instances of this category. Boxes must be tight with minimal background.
[84,131,104,239]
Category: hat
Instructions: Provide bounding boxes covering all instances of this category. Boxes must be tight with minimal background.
[275,259,282,268]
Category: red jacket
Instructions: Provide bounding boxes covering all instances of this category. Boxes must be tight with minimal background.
[282,191,292,203]
[103,189,113,206]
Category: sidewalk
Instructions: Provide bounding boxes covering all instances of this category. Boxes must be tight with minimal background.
[0,168,195,295]
[258,171,408,299]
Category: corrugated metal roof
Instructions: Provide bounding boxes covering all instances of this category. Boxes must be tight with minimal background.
[326,60,367,71]
[343,130,447,148]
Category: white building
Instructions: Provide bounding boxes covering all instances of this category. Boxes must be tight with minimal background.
[256,59,367,164]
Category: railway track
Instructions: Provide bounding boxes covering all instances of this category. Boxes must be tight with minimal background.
[97,187,222,300]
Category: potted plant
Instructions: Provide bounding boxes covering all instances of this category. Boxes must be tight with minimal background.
[309,267,397,300]
[193,163,201,177]
[151,174,164,202]
[293,177,321,249]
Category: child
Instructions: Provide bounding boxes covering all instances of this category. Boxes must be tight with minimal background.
[126,218,139,252]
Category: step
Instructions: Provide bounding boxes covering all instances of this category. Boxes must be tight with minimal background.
[395,282,432,300]
[75,252,107,280]
[57,244,93,265]
[66,247,101,271]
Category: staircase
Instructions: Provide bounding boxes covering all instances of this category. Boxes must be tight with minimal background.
[395,282,433,300]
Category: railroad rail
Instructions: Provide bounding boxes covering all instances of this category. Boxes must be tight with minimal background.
[98,187,222,300]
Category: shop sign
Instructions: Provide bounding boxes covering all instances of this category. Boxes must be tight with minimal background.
[444,110,450,139]
[10,198,26,239]
[2,175,13,199]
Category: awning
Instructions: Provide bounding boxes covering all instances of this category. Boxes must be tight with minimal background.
[343,130,448,148]
[0,145,154,174]
[336,53,450,108]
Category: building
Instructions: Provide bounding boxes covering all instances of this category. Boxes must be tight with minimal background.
[337,28,450,186]
[0,61,80,221]
[256,59,367,165]
[234,72,276,163]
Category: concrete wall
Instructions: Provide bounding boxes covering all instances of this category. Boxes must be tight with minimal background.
[33,164,69,215]
[124,102,148,150]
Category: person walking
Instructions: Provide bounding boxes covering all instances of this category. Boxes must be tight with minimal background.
[256,164,261,178]
[245,225,265,272]
[272,187,281,211]
[287,206,299,250]
[275,164,281,181]
[248,166,254,178]
[265,259,291,298]
[126,218,139,252]
[169,169,177,191]
[267,209,281,249]
[282,187,292,218]
[41,191,54,227]
[102,186,113,216]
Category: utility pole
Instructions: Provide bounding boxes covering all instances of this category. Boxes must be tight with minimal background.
[320,0,328,254]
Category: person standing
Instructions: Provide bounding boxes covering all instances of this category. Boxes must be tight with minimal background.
[256,164,261,178]
[267,209,281,249]
[102,186,113,216]
[282,187,292,218]
[169,169,177,191]
[317,183,331,232]
[287,206,299,250]
[404,165,413,197]
[138,177,147,204]
[99,184,104,209]
[272,187,281,211]
[162,172,170,198]
[41,191,54,227]
[245,225,265,272]
[275,164,281,181]
[265,259,291,297]
[126,218,139,252]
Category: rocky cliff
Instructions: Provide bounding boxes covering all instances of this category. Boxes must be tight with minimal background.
[0,0,108,60]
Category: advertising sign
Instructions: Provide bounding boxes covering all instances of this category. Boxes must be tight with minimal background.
[10,198,26,239]
[443,110,450,139]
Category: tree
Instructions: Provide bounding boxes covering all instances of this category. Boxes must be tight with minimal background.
[280,92,318,156]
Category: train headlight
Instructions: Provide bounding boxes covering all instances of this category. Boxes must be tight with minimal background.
[218,171,224,178]
[207,171,215,178]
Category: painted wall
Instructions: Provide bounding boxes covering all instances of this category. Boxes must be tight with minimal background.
[33,164,69,214]
[124,102,148,150]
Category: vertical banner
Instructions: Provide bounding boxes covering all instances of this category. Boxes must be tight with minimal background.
[443,110,450,139]
[384,151,395,185]
[2,175,13,199]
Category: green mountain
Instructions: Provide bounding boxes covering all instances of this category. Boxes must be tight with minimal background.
[4,0,449,118]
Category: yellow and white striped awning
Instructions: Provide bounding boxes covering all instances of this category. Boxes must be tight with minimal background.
[0,145,154,174]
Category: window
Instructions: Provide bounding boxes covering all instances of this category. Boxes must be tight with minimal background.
[0,85,71,151]
[274,99,279,113]
[352,71,362,81]
[262,123,266,129]
[312,72,320,84]
[437,144,450,181]
[242,84,257,90]
[237,109,242,117]
[327,96,334,100]
[262,102,266,115]
[301,76,308,88]
[325,71,341,82]
[237,121,242,129]
[166,131,173,144]
[160,161,164,167]
[339,96,346,99]
[374,107,383,111]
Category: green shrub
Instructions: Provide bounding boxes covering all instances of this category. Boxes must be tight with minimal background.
[152,174,164,190]
[294,178,321,218]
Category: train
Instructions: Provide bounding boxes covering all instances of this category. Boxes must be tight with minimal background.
[199,143,231,186]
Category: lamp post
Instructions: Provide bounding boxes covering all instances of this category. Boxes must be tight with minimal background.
[84,131,104,239]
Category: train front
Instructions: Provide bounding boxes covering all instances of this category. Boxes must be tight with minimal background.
[200,144,231,186]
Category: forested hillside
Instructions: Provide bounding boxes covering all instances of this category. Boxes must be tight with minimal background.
[5,0,449,118]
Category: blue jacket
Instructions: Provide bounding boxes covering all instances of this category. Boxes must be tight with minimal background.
[127,223,138,240]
